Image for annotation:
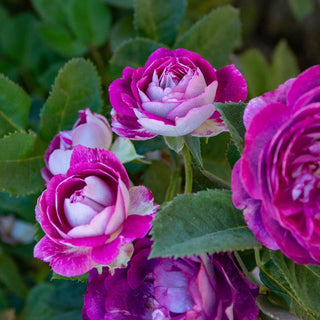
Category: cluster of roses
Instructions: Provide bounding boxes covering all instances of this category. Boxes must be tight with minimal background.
[34,48,320,319]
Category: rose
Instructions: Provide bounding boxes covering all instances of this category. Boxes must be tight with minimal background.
[82,238,157,320]
[41,108,112,183]
[153,253,258,320]
[34,146,158,277]
[82,239,258,320]
[232,65,320,264]
[109,48,247,139]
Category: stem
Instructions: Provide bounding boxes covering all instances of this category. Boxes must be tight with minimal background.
[165,151,182,202]
[182,145,193,194]
[254,247,262,268]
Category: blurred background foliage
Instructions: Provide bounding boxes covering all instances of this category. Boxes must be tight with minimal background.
[0,0,319,319]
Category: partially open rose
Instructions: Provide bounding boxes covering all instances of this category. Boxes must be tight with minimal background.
[34,146,158,276]
[41,108,112,183]
[109,48,247,139]
[232,65,320,265]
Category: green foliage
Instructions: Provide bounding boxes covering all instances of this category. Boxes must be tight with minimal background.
[39,58,103,142]
[150,189,260,258]
[134,0,187,45]
[110,37,164,68]
[215,102,246,153]
[0,254,28,299]
[288,0,313,21]
[175,5,241,68]
[0,131,44,195]
[260,251,320,320]
[0,74,31,136]
[68,0,111,47]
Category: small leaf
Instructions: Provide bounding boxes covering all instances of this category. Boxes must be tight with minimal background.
[38,23,87,57]
[184,135,202,167]
[134,0,186,45]
[256,295,301,320]
[111,137,144,163]
[39,58,103,142]
[150,189,260,258]
[68,0,111,47]
[215,102,246,153]
[288,0,313,21]
[109,15,138,52]
[0,131,44,195]
[31,0,67,25]
[175,5,241,68]
[110,37,164,68]
[163,136,184,153]
[0,74,31,136]
[0,254,28,298]
[270,40,299,90]
[240,48,270,98]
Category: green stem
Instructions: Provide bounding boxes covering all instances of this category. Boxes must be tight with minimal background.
[182,145,192,194]
[165,151,181,202]
[254,247,262,268]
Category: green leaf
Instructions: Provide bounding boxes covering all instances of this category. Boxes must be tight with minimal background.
[184,135,202,167]
[260,251,320,319]
[68,0,111,47]
[109,15,138,52]
[150,189,260,258]
[256,295,301,320]
[163,136,184,153]
[214,102,246,153]
[31,0,67,25]
[0,131,44,195]
[0,74,31,136]
[39,58,103,142]
[111,137,144,163]
[24,283,56,320]
[0,254,27,298]
[270,40,299,90]
[240,48,270,98]
[110,37,164,68]
[134,0,186,45]
[38,23,87,57]
[143,160,172,204]
[288,0,313,21]
[175,5,241,68]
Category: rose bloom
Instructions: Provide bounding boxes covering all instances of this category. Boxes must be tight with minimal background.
[109,48,247,139]
[82,239,258,320]
[34,146,158,276]
[41,108,112,183]
[232,65,320,264]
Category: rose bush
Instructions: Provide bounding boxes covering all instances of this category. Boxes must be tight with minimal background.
[34,145,158,276]
[109,48,247,139]
[232,65,320,264]
[82,238,258,320]
[41,108,112,183]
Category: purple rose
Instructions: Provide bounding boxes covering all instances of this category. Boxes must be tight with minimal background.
[82,239,258,320]
[34,146,158,276]
[232,65,320,264]
[153,253,258,320]
[109,48,247,139]
[41,108,112,183]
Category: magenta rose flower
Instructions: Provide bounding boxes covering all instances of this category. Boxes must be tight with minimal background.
[34,146,158,276]
[109,48,247,139]
[232,65,320,265]
[41,108,112,183]
[82,239,258,320]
